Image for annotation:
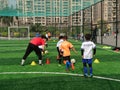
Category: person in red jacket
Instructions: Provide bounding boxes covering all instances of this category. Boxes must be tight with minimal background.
[21,35,47,66]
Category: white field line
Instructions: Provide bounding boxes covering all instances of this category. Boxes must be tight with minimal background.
[0,72,120,82]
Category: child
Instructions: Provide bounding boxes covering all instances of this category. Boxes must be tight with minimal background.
[60,36,77,71]
[81,34,96,77]
[56,36,64,66]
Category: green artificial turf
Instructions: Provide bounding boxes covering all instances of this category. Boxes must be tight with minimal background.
[0,39,120,90]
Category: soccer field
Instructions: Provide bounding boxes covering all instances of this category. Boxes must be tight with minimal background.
[0,39,120,90]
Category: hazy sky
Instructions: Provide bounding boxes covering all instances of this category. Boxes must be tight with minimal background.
[8,0,16,8]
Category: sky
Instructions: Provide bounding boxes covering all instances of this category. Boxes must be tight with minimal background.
[8,0,16,8]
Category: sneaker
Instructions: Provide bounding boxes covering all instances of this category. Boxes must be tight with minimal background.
[89,74,93,78]
[84,74,88,78]
[39,64,43,66]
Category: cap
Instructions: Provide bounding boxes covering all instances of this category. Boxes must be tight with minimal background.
[36,33,40,37]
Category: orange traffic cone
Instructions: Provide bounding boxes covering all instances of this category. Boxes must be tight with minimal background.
[71,63,75,70]
[46,58,50,64]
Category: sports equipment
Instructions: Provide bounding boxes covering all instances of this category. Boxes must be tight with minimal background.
[71,58,76,63]
[45,50,48,54]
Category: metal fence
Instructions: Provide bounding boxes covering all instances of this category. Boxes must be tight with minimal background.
[81,0,120,47]
[0,0,120,47]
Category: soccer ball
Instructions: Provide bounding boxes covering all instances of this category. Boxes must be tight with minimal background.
[45,50,48,54]
[71,58,76,63]
[42,51,44,55]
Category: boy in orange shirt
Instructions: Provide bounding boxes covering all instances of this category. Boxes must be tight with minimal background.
[60,36,77,71]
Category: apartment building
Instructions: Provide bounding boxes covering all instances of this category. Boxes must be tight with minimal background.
[16,0,71,27]
[93,0,120,23]
[0,0,8,25]
[92,0,120,33]
[46,0,70,28]
[16,0,119,30]
[16,0,87,27]
[0,0,8,10]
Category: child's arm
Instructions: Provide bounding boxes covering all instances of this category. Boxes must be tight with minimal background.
[81,49,84,58]
[93,48,96,55]
[71,47,77,53]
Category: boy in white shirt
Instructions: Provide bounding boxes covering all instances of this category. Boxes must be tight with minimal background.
[56,36,64,66]
[81,34,96,77]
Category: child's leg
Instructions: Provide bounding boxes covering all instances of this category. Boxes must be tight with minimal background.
[66,60,71,69]
[65,56,71,71]
[57,47,63,65]
[34,46,43,65]
[58,55,62,64]
[83,63,88,75]
[88,64,92,75]
[88,59,93,77]
[82,59,88,76]
[63,56,71,71]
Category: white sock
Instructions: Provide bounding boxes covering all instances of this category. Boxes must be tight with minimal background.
[21,59,25,65]
[39,60,42,64]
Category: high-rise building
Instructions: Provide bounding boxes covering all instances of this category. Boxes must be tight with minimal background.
[93,0,120,23]
[16,0,119,30]
[92,0,120,33]
[16,0,82,27]
[0,0,8,10]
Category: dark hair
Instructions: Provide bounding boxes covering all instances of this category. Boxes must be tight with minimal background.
[41,35,48,41]
[59,36,64,40]
[85,34,91,40]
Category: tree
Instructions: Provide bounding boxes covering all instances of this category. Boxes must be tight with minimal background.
[30,23,47,33]
[0,16,13,26]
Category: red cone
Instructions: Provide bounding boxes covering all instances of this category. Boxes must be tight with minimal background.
[46,58,50,64]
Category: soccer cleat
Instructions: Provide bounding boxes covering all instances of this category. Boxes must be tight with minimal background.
[21,64,24,66]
